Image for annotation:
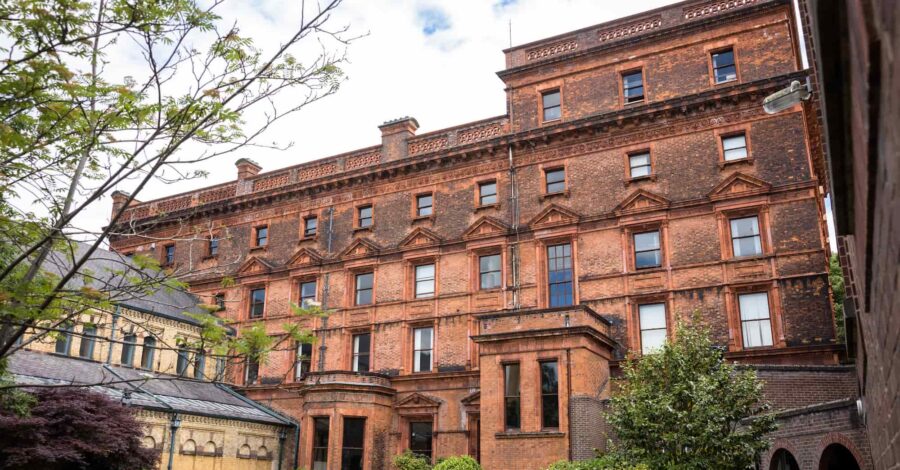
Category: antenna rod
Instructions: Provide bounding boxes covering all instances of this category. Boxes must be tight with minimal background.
[508,19,512,48]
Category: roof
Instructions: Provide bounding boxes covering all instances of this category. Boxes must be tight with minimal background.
[42,241,207,326]
[8,350,292,426]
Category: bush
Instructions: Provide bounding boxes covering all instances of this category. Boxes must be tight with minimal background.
[393,450,432,470]
[544,456,649,470]
[433,455,482,470]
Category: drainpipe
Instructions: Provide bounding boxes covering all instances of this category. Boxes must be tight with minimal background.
[566,348,573,461]
[318,206,335,372]
[106,305,120,364]
[167,413,181,470]
[276,429,286,470]
[508,144,521,310]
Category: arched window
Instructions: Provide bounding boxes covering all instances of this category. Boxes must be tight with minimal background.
[140,337,156,370]
[771,449,800,470]
[181,439,196,455]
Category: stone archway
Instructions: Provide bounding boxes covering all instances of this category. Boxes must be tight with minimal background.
[818,443,861,470]
[770,448,800,470]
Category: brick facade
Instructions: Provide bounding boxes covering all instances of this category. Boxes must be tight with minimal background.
[108,0,872,468]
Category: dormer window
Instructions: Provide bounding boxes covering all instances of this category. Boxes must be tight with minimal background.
[542,90,561,121]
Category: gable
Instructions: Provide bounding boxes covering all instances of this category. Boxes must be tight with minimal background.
[463,216,509,241]
[237,257,273,275]
[614,189,670,215]
[340,238,380,260]
[528,204,580,229]
[708,173,771,200]
[395,392,442,409]
[287,248,322,267]
[399,227,442,249]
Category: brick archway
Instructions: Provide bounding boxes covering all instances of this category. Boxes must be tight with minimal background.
[762,439,801,470]
[814,432,865,470]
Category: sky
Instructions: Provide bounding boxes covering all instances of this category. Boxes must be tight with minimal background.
[93,0,836,251]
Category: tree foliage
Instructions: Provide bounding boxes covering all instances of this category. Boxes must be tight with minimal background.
[433,455,482,470]
[829,253,846,343]
[0,0,352,381]
[605,316,776,469]
[0,387,160,469]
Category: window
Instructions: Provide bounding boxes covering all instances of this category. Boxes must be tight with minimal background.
[249,288,266,318]
[208,236,219,256]
[542,90,561,121]
[540,361,560,428]
[730,216,762,257]
[120,334,137,367]
[479,181,497,206]
[352,333,371,372]
[54,323,73,355]
[416,194,433,217]
[504,363,521,430]
[722,133,748,161]
[299,280,317,308]
[712,48,737,84]
[304,216,318,238]
[547,243,573,307]
[739,292,773,348]
[193,350,205,379]
[255,226,268,247]
[355,272,374,306]
[312,417,330,470]
[413,327,433,373]
[410,421,433,462]
[622,70,645,104]
[214,293,225,311]
[140,336,156,369]
[479,254,502,290]
[414,264,435,299]
[634,230,661,269]
[215,357,226,379]
[176,345,190,376]
[639,303,667,354]
[341,417,365,470]
[545,168,566,194]
[629,151,651,178]
[245,356,259,384]
[296,342,313,380]
[78,325,97,359]
[358,205,373,228]
[164,244,175,265]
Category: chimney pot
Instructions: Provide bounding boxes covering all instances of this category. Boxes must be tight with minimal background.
[235,158,262,180]
[378,117,419,162]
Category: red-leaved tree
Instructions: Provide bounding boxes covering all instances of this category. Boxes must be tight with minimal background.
[0,387,160,470]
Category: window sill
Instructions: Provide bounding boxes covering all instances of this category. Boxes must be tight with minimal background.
[632,265,664,273]
[412,215,433,223]
[475,202,500,212]
[718,157,754,169]
[539,190,570,201]
[298,235,318,243]
[201,255,218,261]
[495,431,565,439]
[712,78,739,86]
[624,174,656,186]
[353,225,373,233]
[541,118,561,126]
[727,253,769,263]
[623,99,645,107]
[249,245,267,252]
[477,288,503,294]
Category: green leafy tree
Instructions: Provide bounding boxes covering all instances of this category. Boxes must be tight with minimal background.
[606,316,776,469]
[393,450,432,470]
[0,0,353,377]
[829,253,846,343]
[433,455,481,470]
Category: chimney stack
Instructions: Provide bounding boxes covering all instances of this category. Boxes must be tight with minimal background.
[111,190,138,218]
[235,158,262,180]
[378,117,419,162]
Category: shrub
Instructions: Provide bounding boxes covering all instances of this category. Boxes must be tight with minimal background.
[433,455,482,470]
[393,450,432,470]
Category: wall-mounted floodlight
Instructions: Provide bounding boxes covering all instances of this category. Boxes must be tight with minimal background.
[763,80,811,114]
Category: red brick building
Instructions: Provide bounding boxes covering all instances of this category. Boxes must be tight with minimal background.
[109,0,873,468]
[801,0,899,469]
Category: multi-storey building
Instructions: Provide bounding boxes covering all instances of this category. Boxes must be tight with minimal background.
[108,0,872,469]
[9,244,296,470]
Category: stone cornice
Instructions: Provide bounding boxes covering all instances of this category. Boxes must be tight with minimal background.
[112,71,807,236]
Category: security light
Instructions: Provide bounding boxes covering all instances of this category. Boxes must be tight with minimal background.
[763,80,811,114]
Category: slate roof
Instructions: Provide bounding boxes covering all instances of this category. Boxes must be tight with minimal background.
[8,350,292,426]
[42,241,206,326]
